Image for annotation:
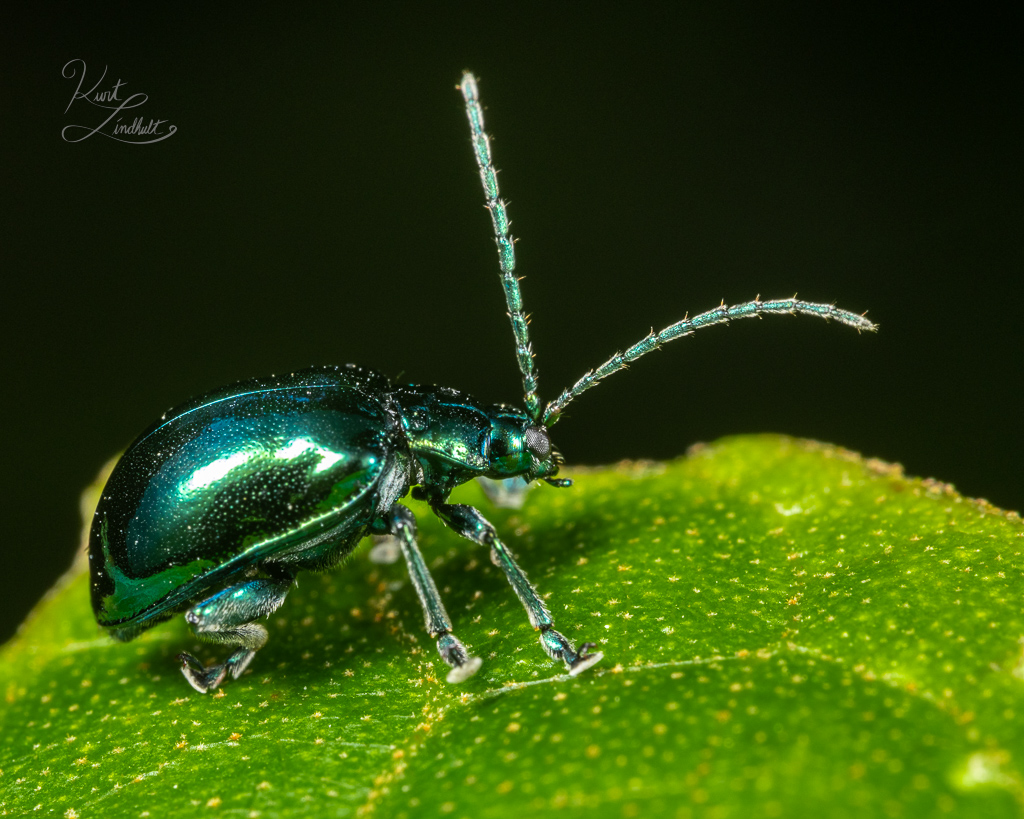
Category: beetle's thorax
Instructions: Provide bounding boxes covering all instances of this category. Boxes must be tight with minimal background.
[392,384,557,494]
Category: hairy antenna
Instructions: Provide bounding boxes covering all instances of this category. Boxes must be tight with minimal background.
[460,72,542,421]
[543,297,876,427]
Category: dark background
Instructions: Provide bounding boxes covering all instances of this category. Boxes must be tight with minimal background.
[2,5,1020,644]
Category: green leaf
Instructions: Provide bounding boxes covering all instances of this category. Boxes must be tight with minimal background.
[2,435,1022,818]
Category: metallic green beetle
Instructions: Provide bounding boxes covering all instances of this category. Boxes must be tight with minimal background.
[89,73,876,692]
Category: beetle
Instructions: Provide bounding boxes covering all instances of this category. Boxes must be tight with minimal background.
[89,72,876,693]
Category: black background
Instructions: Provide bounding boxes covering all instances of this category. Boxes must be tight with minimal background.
[2,4,1020,644]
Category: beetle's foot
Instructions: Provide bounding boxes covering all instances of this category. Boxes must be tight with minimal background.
[178,652,227,694]
[438,633,483,683]
[568,642,604,677]
[446,657,483,684]
[178,646,255,693]
[539,627,603,676]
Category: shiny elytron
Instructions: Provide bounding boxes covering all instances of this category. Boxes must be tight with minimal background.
[89,72,875,693]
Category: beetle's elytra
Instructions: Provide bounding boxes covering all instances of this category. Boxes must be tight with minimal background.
[89,73,876,693]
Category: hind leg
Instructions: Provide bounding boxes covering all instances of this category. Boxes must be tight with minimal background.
[178,574,292,693]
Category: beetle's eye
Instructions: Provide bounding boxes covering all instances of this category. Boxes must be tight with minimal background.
[524,426,551,459]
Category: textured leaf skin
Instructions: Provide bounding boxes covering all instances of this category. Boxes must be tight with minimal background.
[2,435,1022,818]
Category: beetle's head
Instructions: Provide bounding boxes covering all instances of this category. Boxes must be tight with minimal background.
[486,411,570,487]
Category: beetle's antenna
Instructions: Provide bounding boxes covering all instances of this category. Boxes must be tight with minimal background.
[542,297,877,427]
[460,72,542,422]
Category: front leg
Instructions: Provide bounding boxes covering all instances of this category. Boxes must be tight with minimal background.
[374,504,482,682]
[431,502,602,676]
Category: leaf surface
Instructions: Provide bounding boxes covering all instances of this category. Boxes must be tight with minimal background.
[2,435,1022,818]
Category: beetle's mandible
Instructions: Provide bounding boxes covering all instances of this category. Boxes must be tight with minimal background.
[88,73,877,692]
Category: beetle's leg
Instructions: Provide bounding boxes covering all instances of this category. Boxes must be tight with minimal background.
[178,574,293,693]
[431,502,603,676]
[376,505,482,683]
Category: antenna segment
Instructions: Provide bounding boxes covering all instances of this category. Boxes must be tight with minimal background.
[460,72,542,421]
[543,297,876,426]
